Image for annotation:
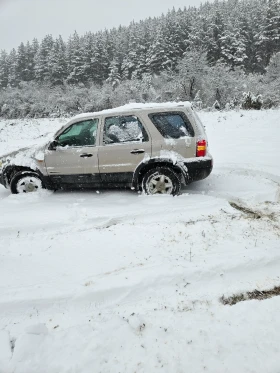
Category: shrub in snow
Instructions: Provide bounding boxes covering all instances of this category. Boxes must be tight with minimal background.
[228,96,239,109]
[241,92,262,110]
[1,103,9,116]
[225,103,231,111]
[193,90,202,109]
[213,100,221,110]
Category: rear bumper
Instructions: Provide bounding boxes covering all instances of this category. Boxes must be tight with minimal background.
[184,157,213,183]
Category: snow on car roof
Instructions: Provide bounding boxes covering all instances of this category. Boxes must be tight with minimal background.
[73,101,192,120]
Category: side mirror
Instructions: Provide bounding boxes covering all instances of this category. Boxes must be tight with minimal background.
[49,140,59,150]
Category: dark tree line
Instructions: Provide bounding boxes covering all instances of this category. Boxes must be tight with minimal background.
[0,0,279,89]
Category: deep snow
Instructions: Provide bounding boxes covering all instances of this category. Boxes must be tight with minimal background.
[0,109,279,373]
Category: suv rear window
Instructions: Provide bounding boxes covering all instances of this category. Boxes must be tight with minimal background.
[149,112,194,139]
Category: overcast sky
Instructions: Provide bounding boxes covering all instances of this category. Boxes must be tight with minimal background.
[0,0,205,51]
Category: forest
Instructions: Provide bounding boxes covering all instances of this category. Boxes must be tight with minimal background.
[0,0,279,118]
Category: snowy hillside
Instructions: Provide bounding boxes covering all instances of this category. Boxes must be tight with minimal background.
[0,109,279,373]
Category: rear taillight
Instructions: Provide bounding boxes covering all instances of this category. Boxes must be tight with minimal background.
[196,139,207,157]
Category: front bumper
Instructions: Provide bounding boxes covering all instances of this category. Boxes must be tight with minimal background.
[0,172,4,186]
[0,170,8,188]
[184,157,213,183]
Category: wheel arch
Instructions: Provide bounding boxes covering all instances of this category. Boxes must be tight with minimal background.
[132,158,188,190]
[4,165,42,185]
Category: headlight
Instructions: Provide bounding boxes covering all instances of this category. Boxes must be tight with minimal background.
[0,159,6,170]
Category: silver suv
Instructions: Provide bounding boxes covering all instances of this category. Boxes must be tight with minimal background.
[0,102,213,195]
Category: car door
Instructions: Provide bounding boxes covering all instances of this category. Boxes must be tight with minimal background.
[98,114,152,184]
[44,118,101,186]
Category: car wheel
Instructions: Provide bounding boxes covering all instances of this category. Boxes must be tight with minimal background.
[142,166,181,196]
[10,171,44,194]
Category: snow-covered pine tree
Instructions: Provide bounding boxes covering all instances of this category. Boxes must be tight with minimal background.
[81,32,95,83]
[206,11,225,65]
[48,36,67,85]
[219,28,248,70]
[237,14,257,73]
[16,42,29,82]
[256,0,280,70]
[147,25,174,75]
[91,32,110,84]
[24,41,37,81]
[135,21,153,78]
[169,7,190,58]
[34,35,54,82]
[121,24,140,80]
[7,49,19,87]
[0,50,9,88]
[66,31,86,84]
[106,59,121,89]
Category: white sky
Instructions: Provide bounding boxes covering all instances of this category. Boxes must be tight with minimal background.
[0,0,205,51]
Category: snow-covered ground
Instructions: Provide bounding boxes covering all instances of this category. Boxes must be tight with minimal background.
[0,109,279,373]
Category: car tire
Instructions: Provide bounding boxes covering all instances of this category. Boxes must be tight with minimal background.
[10,171,44,194]
[142,166,181,196]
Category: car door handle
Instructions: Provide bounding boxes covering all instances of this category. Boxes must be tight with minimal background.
[130,149,145,154]
[80,153,93,158]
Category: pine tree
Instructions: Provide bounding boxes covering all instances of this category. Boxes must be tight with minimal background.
[256,0,280,70]
[24,40,37,81]
[34,35,54,82]
[7,49,19,87]
[168,8,189,58]
[66,31,85,84]
[49,36,67,85]
[147,25,174,74]
[91,32,110,84]
[16,42,29,81]
[106,59,121,89]
[0,50,9,88]
[238,15,258,73]
[81,32,95,82]
[162,11,181,68]
[206,11,225,65]
[219,28,247,70]
[110,25,129,80]
[136,21,153,78]
[121,25,141,79]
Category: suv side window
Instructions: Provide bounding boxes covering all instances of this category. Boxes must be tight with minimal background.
[57,119,98,147]
[149,112,194,139]
[103,115,149,144]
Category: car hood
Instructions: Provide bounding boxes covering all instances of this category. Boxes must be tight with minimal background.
[0,142,49,171]
[0,146,34,160]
